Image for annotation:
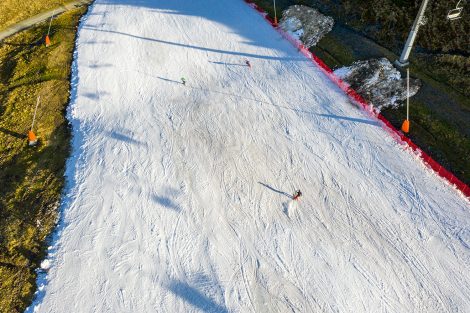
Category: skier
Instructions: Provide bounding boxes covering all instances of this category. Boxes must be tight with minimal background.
[292,190,302,201]
[181,77,186,85]
[245,60,251,69]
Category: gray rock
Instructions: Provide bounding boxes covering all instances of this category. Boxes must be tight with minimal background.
[279,5,334,48]
[335,58,421,110]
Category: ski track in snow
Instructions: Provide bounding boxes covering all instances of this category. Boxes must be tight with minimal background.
[27,0,469,312]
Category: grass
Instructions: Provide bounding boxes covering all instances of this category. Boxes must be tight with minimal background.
[382,100,470,182]
[0,7,86,313]
[0,0,72,31]
[311,35,355,68]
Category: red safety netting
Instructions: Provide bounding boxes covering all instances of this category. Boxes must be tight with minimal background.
[243,0,470,199]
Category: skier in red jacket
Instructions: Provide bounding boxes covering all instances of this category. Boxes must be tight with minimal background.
[293,190,302,201]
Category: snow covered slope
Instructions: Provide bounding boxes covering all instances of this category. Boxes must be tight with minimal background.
[28,0,470,312]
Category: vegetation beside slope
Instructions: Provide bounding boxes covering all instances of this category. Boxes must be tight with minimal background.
[0,7,86,313]
[0,0,73,31]
[308,0,470,97]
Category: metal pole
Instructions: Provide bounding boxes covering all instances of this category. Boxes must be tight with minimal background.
[406,68,410,121]
[396,0,430,67]
[273,0,278,25]
[47,10,55,36]
[31,96,40,131]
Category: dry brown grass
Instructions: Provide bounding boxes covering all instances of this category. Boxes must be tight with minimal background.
[0,6,87,312]
[0,0,71,31]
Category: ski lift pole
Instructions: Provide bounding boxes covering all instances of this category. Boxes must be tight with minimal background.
[406,68,410,122]
[28,96,40,146]
[273,0,278,26]
[401,68,410,133]
[395,0,431,67]
[47,12,54,36]
[31,96,40,132]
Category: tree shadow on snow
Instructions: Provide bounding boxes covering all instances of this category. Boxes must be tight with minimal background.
[81,90,110,100]
[166,278,228,313]
[152,194,181,212]
[108,131,144,146]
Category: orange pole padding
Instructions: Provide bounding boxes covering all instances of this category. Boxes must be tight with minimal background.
[28,130,38,146]
[273,17,278,26]
[45,35,51,47]
[401,119,410,133]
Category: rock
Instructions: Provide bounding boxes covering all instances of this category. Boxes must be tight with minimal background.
[334,58,421,110]
[279,5,334,48]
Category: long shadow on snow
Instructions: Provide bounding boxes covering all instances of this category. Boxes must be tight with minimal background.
[108,130,144,146]
[209,61,247,67]
[258,182,292,198]
[82,26,303,62]
[318,114,379,126]
[85,0,306,61]
[152,74,380,127]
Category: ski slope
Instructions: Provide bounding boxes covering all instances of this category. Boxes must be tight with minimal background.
[28,0,470,312]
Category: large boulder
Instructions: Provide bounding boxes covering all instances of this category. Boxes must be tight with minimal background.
[279,5,334,48]
[334,58,421,110]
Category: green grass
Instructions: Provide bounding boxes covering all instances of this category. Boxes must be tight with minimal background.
[0,7,86,313]
[0,0,72,31]
[312,35,355,68]
[413,54,470,103]
[382,101,470,183]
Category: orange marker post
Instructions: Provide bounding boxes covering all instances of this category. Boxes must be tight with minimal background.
[45,35,51,47]
[28,130,38,146]
[28,96,40,146]
[401,68,410,133]
[401,119,410,133]
[45,11,55,47]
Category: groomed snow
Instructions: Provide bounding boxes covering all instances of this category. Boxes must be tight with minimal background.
[28,0,470,312]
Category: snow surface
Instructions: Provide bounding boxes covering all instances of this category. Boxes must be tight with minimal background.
[27,0,470,312]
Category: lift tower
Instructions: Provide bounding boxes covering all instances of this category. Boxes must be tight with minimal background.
[395,0,431,67]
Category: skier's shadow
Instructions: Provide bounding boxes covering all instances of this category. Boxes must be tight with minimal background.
[209,61,247,67]
[258,182,292,198]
